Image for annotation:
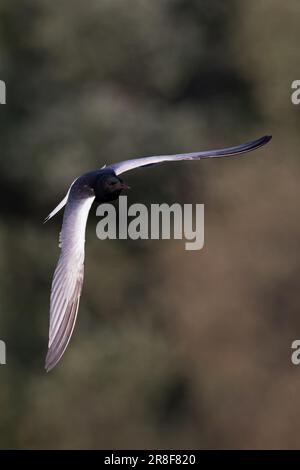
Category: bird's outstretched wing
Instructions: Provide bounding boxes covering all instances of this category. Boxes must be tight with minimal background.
[45,192,95,371]
[107,135,272,176]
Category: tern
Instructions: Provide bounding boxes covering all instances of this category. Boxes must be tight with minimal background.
[45,134,271,371]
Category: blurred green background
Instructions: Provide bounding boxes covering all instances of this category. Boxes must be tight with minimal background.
[0,0,300,449]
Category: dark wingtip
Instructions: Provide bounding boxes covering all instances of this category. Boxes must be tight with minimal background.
[250,134,272,152]
[263,135,272,143]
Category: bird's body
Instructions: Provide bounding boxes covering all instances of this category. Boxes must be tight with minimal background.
[45,135,272,371]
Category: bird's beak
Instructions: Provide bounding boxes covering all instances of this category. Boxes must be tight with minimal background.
[118,183,130,190]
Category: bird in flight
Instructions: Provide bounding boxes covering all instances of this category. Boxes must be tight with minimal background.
[44,135,271,371]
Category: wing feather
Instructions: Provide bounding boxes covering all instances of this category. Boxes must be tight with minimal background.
[107,135,272,176]
[45,193,94,371]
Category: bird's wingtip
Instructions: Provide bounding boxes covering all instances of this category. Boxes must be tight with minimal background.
[250,134,272,150]
[45,349,56,372]
[45,357,50,372]
[45,359,54,372]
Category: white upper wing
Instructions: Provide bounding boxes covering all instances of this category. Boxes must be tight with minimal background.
[107,135,271,176]
[45,192,95,371]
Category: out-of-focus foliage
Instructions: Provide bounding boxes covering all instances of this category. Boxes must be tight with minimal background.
[0,0,300,449]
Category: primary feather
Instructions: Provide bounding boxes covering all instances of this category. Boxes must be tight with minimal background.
[45,192,95,371]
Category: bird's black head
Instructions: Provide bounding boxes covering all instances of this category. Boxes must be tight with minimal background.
[94,172,130,202]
